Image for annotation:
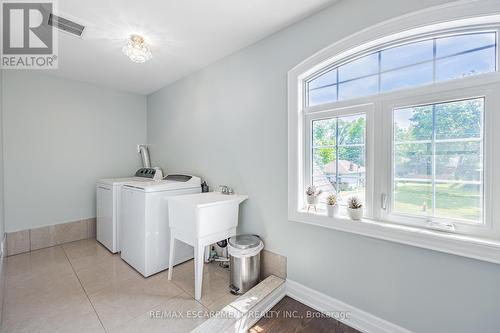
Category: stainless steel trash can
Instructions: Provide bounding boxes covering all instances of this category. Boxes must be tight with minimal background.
[228,235,264,295]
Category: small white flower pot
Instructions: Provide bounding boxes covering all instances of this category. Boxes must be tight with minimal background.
[326,204,338,217]
[347,207,363,220]
[306,195,318,205]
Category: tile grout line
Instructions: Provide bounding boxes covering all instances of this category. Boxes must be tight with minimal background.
[110,289,190,330]
[168,277,211,311]
[63,241,195,331]
[61,245,108,333]
[62,243,225,331]
[88,274,197,330]
[168,264,232,313]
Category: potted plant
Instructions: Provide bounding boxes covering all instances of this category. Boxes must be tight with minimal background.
[347,196,363,220]
[305,185,322,212]
[326,193,338,217]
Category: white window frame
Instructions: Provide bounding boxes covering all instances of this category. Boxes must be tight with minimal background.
[288,2,500,265]
[306,27,499,107]
[378,84,495,239]
[304,104,374,216]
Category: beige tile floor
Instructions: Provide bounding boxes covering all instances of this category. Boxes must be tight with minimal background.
[1,238,239,333]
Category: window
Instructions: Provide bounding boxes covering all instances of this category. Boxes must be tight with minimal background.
[307,32,496,107]
[311,114,366,210]
[289,10,500,264]
[392,98,484,223]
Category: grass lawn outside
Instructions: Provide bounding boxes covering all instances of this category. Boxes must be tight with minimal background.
[394,182,481,221]
[313,183,480,222]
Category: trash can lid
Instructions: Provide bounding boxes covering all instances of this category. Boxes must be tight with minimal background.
[228,234,261,250]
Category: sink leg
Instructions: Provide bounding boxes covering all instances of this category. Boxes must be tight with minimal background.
[194,242,204,301]
[168,233,176,280]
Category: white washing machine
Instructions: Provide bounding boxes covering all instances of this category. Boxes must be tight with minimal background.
[120,174,201,277]
[96,168,164,253]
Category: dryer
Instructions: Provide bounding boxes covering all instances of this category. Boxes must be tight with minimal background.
[120,174,201,277]
[96,177,137,253]
[96,167,164,253]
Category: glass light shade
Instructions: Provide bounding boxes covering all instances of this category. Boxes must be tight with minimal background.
[122,34,152,63]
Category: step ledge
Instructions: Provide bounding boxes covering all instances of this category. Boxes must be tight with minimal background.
[191,275,286,333]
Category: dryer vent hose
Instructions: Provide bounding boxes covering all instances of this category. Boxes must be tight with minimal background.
[217,239,228,248]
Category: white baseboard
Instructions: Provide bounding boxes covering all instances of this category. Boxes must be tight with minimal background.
[194,278,410,333]
[0,233,4,258]
[286,279,413,333]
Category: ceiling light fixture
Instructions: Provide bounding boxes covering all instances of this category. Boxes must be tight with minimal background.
[122,34,152,63]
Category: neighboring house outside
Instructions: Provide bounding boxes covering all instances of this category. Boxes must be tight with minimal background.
[323,160,365,190]
[312,160,365,206]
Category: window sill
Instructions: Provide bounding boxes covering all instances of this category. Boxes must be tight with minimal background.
[290,210,500,265]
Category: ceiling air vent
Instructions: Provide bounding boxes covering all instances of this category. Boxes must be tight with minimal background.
[48,13,85,37]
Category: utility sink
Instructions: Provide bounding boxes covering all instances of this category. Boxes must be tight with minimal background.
[168,192,248,239]
[167,192,248,300]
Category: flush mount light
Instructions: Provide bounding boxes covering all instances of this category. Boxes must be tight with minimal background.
[122,34,152,63]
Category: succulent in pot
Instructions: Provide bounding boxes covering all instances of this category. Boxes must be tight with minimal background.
[305,185,322,203]
[347,196,363,220]
[326,193,338,217]
[305,185,322,212]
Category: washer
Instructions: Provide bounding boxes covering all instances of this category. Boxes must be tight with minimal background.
[120,174,201,277]
[96,168,163,253]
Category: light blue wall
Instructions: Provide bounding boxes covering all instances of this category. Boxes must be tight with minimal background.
[0,69,4,244]
[0,69,4,325]
[3,72,147,232]
[147,1,500,332]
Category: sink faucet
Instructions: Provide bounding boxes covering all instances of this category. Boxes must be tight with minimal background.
[218,185,234,195]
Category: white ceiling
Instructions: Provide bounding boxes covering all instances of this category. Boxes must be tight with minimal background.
[47,0,336,95]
